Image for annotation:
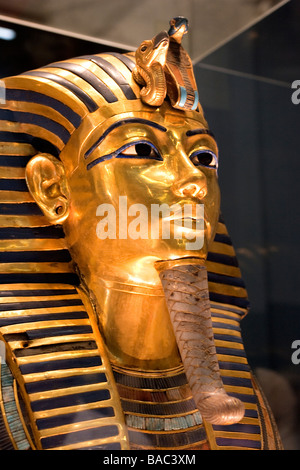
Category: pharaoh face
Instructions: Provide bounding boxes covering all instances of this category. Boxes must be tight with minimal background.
[54,102,221,286]
[16,26,245,428]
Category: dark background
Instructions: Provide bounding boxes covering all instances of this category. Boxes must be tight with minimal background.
[196,0,300,449]
[0,0,299,448]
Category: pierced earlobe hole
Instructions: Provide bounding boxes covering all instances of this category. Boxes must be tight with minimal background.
[55,205,64,215]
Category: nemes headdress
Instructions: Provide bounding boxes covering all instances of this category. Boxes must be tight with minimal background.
[0,18,280,451]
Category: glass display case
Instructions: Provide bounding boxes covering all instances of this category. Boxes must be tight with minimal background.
[0,0,299,451]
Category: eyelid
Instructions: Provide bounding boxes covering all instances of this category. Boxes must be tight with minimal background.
[189,149,218,168]
[187,134,218,154]
[87,139,162,170]
[116,140,162,160]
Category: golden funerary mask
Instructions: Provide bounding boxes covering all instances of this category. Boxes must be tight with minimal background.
[0,17,282,450]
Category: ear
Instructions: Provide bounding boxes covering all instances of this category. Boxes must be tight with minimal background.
[25,153,70,224]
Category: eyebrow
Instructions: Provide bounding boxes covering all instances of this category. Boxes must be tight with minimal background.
[84,118,167,159]
[186,129,215,139]
[87,140,163,170]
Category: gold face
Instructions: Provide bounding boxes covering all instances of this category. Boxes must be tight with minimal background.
[7,24,265,433]
[60,101,220,287]
[24,46,221,370]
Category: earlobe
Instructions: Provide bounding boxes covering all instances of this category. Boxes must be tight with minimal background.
[25,153,70,224]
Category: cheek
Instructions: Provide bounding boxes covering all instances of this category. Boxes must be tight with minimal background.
[204,176,221,234]
[205,174,220,208]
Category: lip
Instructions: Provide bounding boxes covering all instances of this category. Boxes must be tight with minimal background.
[173,218,205,232]
[162,207,204,223]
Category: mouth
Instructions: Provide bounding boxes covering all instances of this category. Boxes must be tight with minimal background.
[163,206,205,232]
[173,217,204,231]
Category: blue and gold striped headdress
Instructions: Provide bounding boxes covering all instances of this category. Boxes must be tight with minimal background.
[0,25,281,451]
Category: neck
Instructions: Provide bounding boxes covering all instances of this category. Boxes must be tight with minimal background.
[86,276,181,371]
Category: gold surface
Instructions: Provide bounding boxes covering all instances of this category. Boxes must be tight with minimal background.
[25,96,219,370]
[0,18,281,449]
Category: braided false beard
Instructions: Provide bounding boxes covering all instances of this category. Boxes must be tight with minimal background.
[160,264,245,425]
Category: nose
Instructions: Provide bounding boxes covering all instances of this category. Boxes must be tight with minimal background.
[173,178,207,199]
[172,157,207,199]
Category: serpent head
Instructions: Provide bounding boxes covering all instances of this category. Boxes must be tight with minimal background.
[168,16,188,43]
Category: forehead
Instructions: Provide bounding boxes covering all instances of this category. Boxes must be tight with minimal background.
[86,104,207,145]
[60,101,210,171]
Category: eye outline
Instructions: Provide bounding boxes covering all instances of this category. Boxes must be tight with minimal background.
[189,149,218,170]
[86,139,163,170]
[114,140,163,161]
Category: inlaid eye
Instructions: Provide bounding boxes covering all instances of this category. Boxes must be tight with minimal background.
[119,142,162,160]
[190,150,218,169]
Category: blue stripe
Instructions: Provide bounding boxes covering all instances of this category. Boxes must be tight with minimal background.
[227,392,257,404]
[0,311,88,327]
[210,292,250,309]
[216,437,261,449]
[178,86,187,108]
[5,89,82,128]
[244,409,259,418]
[26,325,92,340]
[0,178,28,191]
[85,56,137,100]
[0,226,64,239]
[211,320,241,330]
[214,423,260,434]
[215,347,246,357]
[208,272,245,288]
[20,356,101,374]
[0,250,71,263]
[23,71,99,113]
[1,109,71,144]
[221,376,253,388]
[31,389,111,412]
[0,273,79,284]
[0,156,30,167]
[214,333,243,343]
[0,131,60,156]
[0,299,82,312]
[47,62,118,104]
[191,90,199,110]
[207,251,239,267]
[106,52,135,71]
[26,373,107,395]
[213,232,233,245]
[0,203,42,216]
[0,131,30,143]
[218,213,226,224]
[211,303,245,317]
[219,361,250,372]
[0,288,77,297]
